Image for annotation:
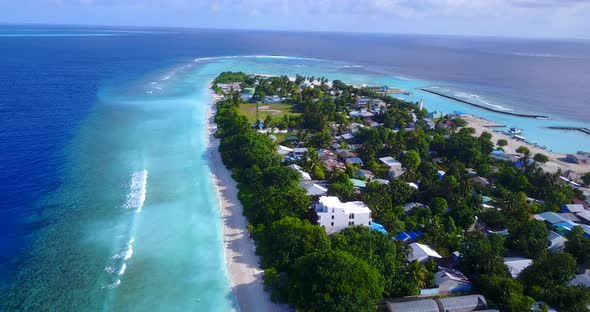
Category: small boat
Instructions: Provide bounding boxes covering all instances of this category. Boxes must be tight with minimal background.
[507,127,523,135]
[513,135,526,141]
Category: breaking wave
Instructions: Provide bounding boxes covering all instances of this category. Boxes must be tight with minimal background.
[193,55,324,63]
[124,170,147,213]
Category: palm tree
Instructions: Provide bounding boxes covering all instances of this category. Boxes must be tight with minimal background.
[407,261,430,289]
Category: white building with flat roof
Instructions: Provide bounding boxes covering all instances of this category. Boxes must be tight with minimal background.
[315,196,372,234]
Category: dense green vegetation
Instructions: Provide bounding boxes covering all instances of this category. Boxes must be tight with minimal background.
[213,72,589,311]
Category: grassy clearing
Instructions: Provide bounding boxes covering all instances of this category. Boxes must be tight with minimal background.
[239,103,301,123]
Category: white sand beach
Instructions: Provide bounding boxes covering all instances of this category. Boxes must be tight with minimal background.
[462,114,588,177]
[207,90,290,312]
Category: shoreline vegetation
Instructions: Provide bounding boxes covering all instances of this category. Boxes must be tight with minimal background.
[207,86,289,312]
[210,71,590,312]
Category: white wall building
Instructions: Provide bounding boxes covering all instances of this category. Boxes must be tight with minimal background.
[315,196,372,234]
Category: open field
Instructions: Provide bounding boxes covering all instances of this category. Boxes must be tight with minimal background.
[239,103,300,122]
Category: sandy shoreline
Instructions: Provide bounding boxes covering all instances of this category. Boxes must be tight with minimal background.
[206,88,290,312]
[461,114,588,177]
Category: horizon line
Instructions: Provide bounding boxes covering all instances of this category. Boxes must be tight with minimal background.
[1,22,588,42]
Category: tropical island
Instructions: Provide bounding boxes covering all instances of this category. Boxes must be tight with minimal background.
[210,71,590,312]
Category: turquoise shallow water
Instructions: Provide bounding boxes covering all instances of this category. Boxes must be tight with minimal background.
[3,60,236,311]
[2,55,589,311]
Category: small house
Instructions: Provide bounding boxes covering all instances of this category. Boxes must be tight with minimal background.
[557,213,581,223]
[426,110,444,119]
[346,157,364,166]
[561,204,585,213]
[356,97,370,108]
[408,243,442,263]
[299,182,328,196]
[577,210,590,225]
[276,145,293,156]
[285,135,298,142]
[435,267,472,294]
[395,231,412,242]
[570,274,590,287]
[357,169,375,180]
[534,212,569,225]
[547,231,567,252]
[388,167,407,180]
[350,179,367,189]
[336,149,357,161]
[379,156,402,168]
[287,164,312,181]
[404,202,428,214]
[504,257,533,278]
[472,176,490,187]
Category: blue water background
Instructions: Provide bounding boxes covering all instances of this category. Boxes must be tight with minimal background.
[0,25,589,310]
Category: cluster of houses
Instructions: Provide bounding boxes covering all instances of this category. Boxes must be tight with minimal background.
[265,93,500,297]
[217,82,242,93]
[274,136,590,300]
[223,76,590,309]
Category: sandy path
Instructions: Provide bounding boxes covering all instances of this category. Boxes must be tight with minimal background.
[206,90,290,312]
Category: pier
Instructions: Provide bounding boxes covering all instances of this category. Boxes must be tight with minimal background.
[547,126,590,136]
[420,88,550,119]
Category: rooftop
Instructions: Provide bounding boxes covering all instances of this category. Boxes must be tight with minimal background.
[409,243,442,262]
[570,274,590,287]
[350,179,367,188]
[386,299,439,312]
[562,204,585,213]
[317,196,371,214]
[436,267,471,285]
[534,212,568,225]
[299,182,328,196]
[504,257,533,278]
[379,156,402,167]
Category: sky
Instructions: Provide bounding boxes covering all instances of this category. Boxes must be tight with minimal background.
[1,0,590,39]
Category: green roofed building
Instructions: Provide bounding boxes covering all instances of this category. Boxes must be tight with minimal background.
[351,179,367,188]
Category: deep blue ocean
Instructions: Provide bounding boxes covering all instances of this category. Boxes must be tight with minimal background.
[0,25,589,310]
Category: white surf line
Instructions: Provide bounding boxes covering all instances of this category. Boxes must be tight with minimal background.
[125,170,148,213]
[102,170,148,293]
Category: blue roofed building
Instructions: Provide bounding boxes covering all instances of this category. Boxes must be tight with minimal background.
[371,222,388,235]
[534,212,569,225]
[561,204,585,213]
[408,230,423,239]
[395,231,411,242]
